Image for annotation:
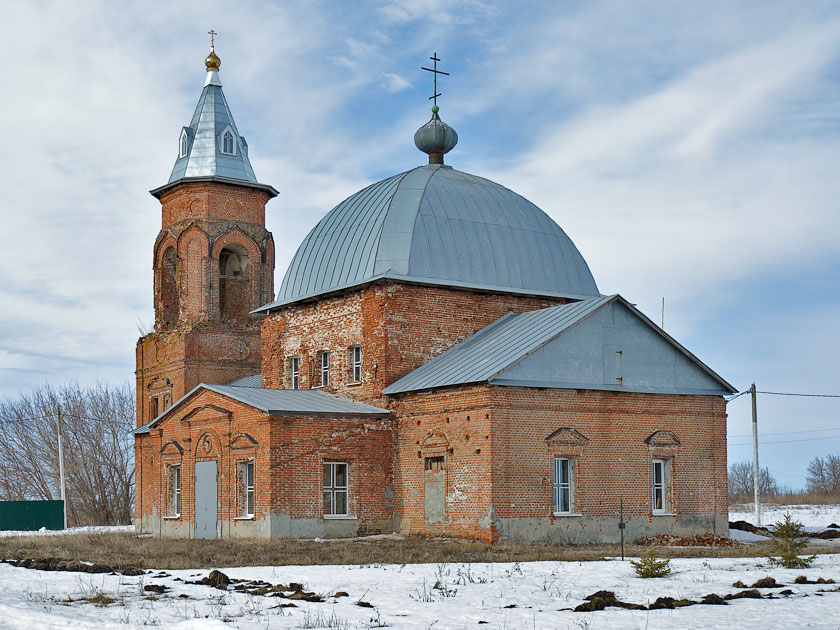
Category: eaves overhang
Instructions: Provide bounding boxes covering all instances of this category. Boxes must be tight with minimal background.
[252,273,603,315]
[150,176,279,200]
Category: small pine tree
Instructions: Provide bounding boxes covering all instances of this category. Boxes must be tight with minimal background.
[768,513,816,569]
[630,549,672,578]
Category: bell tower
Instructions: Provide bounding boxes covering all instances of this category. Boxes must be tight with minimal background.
[136,44,277,426]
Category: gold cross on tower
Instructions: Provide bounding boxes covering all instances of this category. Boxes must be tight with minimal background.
[208,29,217,50]
[421,53,449,107]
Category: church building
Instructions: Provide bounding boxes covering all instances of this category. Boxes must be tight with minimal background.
[133,46,736,543]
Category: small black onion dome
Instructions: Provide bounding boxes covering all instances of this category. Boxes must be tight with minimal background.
[414,105,458,164]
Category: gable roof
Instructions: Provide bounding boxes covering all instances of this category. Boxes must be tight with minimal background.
[382,295,736,396]
[134,384,391,435]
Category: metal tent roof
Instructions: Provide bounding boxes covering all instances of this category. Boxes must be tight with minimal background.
[260,165,599,311]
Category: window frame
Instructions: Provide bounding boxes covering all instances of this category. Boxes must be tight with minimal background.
[238,460,255,518]
[553,457,573,515]
[322,461,349,518]
[349,345,362,383]
[220,128,236,156]
[288,356,300,390]
[652,458,669,514]
[318,350,330,387]
[179,130,189,158]
[167,464,181,518]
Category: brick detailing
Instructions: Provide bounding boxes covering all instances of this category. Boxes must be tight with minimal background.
[134,389,393,537]
[390,385,728,541]
[136,180,275,428]
[261,282,565,405]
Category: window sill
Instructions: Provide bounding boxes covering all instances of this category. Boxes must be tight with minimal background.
[652,512,677,517]
[553,513,583,517]
[345,381,363,387]
[162,515,180,520]
[323,515,356,520]
[234,515,255,521]
[311,385,327,390]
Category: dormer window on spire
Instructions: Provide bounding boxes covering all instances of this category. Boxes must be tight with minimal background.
[221,127,236,156]
[179,129,189,159]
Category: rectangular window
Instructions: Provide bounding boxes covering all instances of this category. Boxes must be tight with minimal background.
[652,459,668,513]
[289,356,300,390]
[350,345,362,382]
[163,392,172,409]
[323,462,348,516]
[239,461,255,517]
[150,396,159,421]
[553,457,572,514]
[319,351,330,386]
[167,465,181,517]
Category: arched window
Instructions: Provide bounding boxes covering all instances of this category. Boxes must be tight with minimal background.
[179,130,189,158]
[219,244,250,323]
[222,130,235,155]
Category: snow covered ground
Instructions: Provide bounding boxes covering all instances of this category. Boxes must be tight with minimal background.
[1,511,840,628]
[1,555,839,629]
[730,504,840,531]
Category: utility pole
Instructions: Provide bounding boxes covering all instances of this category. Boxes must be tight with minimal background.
[750,383,760,526]
[56,406,67,530]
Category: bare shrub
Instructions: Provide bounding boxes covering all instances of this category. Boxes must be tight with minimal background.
[0,382,135,526]
[728,460,778,503]
[806,455,840,499]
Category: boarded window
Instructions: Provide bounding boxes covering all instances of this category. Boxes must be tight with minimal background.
[425,456,445,472]
[150,396,159,421]
[323,462,348,516]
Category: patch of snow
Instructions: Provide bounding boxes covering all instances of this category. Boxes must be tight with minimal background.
[730,504,840,530]
[0,525,133,538]
[0,554,839,628]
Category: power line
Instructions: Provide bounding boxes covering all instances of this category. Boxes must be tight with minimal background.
[757,390,840,399]
[730,434,840,446]
[729,427,840,438]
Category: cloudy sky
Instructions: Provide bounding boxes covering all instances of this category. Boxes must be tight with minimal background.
[1,0,838,488]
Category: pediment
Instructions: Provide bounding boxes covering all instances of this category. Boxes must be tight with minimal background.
[160,440,184,456]
[231,433,258,449]
[645,430,681,446]
[545,427,589,446]
[182,404,233,423]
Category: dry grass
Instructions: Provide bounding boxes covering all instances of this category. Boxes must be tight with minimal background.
[0,532,818,570]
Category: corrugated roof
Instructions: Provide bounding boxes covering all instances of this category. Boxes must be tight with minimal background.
[227,374,261,387]
[383,297,613,394]
[263,165,599,310]
[166,69,258,185]
[134,384,391,434]
[382,295,736,395]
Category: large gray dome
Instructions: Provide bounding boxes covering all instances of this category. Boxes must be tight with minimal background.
[268,165,599,308]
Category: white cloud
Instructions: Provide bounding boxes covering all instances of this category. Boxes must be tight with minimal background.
[380,72,412,93]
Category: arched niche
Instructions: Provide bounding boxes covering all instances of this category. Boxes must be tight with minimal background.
[218,242,251,324]
[159,246,178,329]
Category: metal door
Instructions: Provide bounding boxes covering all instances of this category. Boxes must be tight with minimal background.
[195,460,218,539]
[424,456,446,525]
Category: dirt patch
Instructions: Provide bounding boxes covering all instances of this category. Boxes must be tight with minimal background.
[3,557,145,576]
[638,533,739,547]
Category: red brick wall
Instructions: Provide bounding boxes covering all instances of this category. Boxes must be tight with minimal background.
[135,388,394,537]
[388,385,728,542]
[137,180,275,428]
[261,282,565,406]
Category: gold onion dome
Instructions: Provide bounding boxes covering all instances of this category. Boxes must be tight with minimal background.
[205,49,221,71]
